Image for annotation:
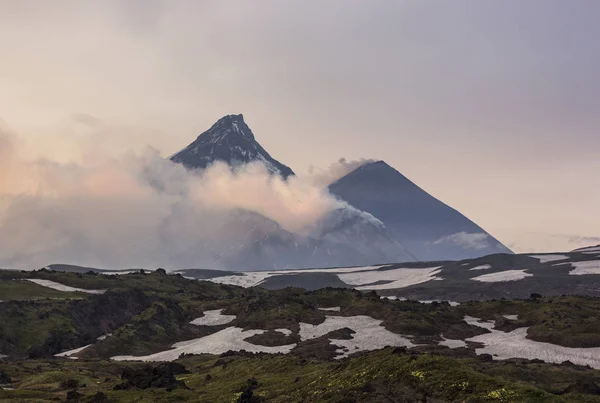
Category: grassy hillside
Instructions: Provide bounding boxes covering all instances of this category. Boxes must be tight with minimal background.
[1,268,599,402]
[1,348,599,402]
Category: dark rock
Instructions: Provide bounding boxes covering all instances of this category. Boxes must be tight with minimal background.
[237,378,262,403]
[325,327,355,340]
[0,370,11,384]
[66,390,82,401]
[114,362,189,390]
[392,347,408,355]
[565,379,600,395]
[89,392,110,403]
[60,378,80,389]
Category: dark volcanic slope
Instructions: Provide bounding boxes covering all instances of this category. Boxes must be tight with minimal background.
[170,114,294,178]
[192,250,600,301]
[328,161,512,261]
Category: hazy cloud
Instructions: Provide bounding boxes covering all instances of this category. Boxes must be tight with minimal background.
[308,158,376,187]
[0,1,598,254]
[0,126,347,270]
[434,232,491,251]
[568,236,600,246]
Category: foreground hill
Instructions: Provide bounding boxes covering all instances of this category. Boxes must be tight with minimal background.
[0,269,600,401]
[1,268,599,401]
[177,249,600,301]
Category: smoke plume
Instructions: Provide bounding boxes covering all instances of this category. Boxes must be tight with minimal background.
[0,126,347,270]
[308,158,376,187]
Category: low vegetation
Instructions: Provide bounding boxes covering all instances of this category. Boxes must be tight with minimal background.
[0,269,599,401]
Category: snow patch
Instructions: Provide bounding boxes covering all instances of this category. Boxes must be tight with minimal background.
[55,344,92,359]
[465,316,600,369]
[420,300,460,307]
[27,279,105,294]
[573,246,600,254]
[190,309,236,326]
[464,315,495,330]
[567,260,600,275]
[439,337,467,349]
[528,254,569,264]
[469,264,491,271]
[275,328,292,336]
[319,306,341,312]
[503,315,519,320]
[338,267,442,290]
[206,265,384,288]
[471,270,533,283]
[111,327,296,362]
[206,272,272,288]
[299,315,414,359]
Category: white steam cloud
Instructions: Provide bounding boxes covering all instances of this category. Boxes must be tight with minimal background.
[0,127,347,270]
[434,232,491,251]
[308,158,376,187]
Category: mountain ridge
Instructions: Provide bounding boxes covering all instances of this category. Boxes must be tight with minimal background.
[170,114,295,178]
[328,159,513,260]
[169,114,511,265]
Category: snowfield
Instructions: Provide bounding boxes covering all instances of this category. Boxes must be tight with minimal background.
[318,307,341,312]
[439,337,467,349]
[299,315,415,359]
[275,328,292,336]
[567,260,600,275]
[27,279,105,294]
[111,327,297,362]
[55,344,92,359]
[464,316,495,330]
[572,246,600,254]
[111,314,418,362]
[206,265,384,288]
[205,272,272,288]
[465,316,600,369]
[189,309,236,326]
[339,267,442,290]
[469,264,492,271]
[419,300,460,307]
[471,270,533,283]
[528,254,569,263]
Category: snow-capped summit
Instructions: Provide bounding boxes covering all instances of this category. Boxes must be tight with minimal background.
[170,114,294,178]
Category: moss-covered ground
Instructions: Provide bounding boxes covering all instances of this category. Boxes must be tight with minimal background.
[1,269,599,401]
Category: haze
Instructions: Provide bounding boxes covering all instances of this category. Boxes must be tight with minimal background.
[0,0,599,261]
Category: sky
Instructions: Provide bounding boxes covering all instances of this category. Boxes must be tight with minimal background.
[0,0,599,259]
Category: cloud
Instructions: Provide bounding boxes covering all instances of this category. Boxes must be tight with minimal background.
[308,158,376,187]
[434,232,491,251]
[0,126,348,270]
[568,236,600,246]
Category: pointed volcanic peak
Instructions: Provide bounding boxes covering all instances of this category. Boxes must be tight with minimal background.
[328,160,513,261]
[170,114,294,178]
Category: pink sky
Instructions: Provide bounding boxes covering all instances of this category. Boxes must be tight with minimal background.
[0,1,598,257]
